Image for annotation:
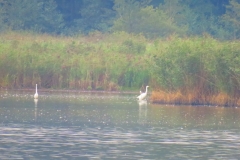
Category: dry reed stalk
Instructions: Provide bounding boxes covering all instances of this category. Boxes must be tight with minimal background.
[210,93,230,106]
[151,90,239,107]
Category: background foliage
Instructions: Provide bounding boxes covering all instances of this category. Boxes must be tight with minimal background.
[0,0,240,39]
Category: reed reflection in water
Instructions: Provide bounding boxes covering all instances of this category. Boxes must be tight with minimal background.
[0,91,240,159]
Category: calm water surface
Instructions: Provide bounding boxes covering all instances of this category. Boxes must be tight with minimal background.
[0,90,240,159]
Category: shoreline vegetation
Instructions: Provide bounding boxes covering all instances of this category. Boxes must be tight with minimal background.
[0,31,240,106]
[0,88,138,94]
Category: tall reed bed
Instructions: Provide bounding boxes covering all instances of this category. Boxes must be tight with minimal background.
[0,31,150,90]
[150,36,240,106]
[0,32,239,106]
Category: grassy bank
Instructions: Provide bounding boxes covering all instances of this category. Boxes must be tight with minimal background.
[0,32,239,106]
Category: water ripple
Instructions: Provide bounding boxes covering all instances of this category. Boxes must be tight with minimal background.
[1,91,240,159]
[0,124,240,159]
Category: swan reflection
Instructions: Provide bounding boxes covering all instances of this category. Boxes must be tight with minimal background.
[34,99,38,121]
[138,100,148,123]
[34,84,38,99]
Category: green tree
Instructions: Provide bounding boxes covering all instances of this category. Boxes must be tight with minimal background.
[112,0,150,33]
[222,0,240,39]
[112,0,185,38]
[0,0,38,30]
[37,0,64,33]
[179,0,222,37]
[158,0,189,34]
[76,0,115,33]
[0,0,63,33]
[0,0,7,31]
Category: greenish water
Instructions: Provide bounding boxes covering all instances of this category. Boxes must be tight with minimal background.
[0,90,240,159]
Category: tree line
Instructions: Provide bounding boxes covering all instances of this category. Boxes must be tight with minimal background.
[0,0,240,39]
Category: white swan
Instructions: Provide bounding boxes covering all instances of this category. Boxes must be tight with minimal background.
[34,84,38,99]
[137,86,149,101]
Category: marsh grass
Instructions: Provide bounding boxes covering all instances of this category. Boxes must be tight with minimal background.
[0,31,240,106]
[0,31,150,91]
[150,36,240,106]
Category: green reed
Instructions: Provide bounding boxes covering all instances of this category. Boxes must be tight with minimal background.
[0,31,239,106]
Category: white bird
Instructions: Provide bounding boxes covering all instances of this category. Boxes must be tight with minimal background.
[137,86,149,101]
[34,84,38,99]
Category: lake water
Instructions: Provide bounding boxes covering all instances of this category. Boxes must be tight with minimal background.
[0,90,240,159]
